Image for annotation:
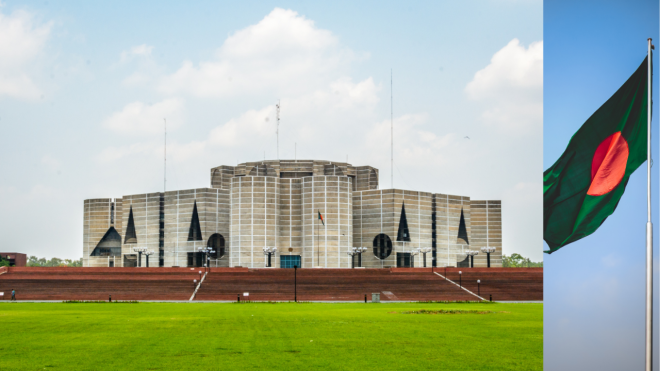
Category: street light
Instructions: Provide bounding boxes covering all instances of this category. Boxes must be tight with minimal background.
[198,270,202,281]
[410,249,420,268]
[466,250,479,268]
[197,246,216,273]
[263,247,277,268]
[193,279,197,290]
[144,250,154,267]
[459,271,462,288]
[477,279,481,296]
[293,265,298,302]
[481,246,496,268]
[132,247,147,267]
[346,247,367,268]
[418,247,432,268]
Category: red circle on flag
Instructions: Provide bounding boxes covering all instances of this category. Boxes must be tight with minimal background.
[587,132,629,196]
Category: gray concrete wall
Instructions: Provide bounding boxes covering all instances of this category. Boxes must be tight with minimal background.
[353,189,433,268]
[469,200,503,267]
[277,178,303,265]
[83,198,121,267]
[83,159,502,269]
[230,177,280,268]
[301,176,353,268]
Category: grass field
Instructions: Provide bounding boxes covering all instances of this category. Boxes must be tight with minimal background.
[0,302,542,370]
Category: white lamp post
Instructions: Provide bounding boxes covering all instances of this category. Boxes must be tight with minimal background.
[144,250,154,267]
[198,246,216,273]
[418,247,432,268]
[466,250,479,268]
[346,247,368,268]
[132,246,147,267]
[481,246,496,268]
[410,249,420,268]
[263,247,277,267]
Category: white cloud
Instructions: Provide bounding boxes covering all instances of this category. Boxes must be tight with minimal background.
[102,98,184,136]
[465,38,543,130]
[0,9,52,99]
[158,8,359,97]
[117,44,162,86]
[99,10,542,260]
[119,44,154,63]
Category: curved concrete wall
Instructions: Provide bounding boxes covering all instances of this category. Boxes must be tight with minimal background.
[230,176,279,268]
[301,176,352,268]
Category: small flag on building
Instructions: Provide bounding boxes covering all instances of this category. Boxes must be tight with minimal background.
[318,210,324,226]
[544,56,650,253]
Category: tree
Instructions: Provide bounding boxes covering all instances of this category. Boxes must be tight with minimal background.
[502,253,543,267]
[0,256,10,267]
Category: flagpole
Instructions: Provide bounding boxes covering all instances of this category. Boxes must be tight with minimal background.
[645,37,653,371]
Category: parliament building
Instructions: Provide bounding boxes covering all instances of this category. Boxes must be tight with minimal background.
[83,160,502,268]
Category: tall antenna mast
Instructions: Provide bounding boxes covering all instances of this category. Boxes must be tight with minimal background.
[164,118,167,192]
[391,69,393,189]
[276,100,280,160]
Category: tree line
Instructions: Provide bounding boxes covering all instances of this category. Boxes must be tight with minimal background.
[502,253,543,267]
[26,256,82,267]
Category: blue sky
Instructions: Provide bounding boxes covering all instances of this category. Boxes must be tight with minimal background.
[544,0,659,369]
[0,1,543,261]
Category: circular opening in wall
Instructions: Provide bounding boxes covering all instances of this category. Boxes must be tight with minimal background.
[373,233,392,260]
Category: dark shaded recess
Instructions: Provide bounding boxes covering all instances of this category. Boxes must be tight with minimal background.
[249,164,269,176]
[124,206,137,244]
[188,201,203,241]
[457,255,470,268]
[457,208,469,244]
[123,254,137,267]
[90,227,122,257]
[207,233,225,258]
[373,233,393,259]
[396,203,411,242]
[187,252,205,267]
[280,172,313,178]
[397,252,412,268]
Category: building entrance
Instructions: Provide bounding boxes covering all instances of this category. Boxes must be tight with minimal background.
[187,252,205,267]
[280,255,301,268]
[397,252,412,268]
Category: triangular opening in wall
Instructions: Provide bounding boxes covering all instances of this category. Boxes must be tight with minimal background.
[396,203,411,242]
[91,227,122,256]
[124,206,137,244]
[187,201,203,241]
[457,207,469,244]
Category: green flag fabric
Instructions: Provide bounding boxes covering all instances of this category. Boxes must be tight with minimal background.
[544,57,649,253]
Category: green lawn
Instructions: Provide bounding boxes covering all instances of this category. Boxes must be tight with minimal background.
[0,302,542,370]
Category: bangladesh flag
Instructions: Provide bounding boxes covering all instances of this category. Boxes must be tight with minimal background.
[318,210,324,226]
[544,57,650,253]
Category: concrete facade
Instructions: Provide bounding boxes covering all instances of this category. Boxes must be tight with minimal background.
[84,159,502,268]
